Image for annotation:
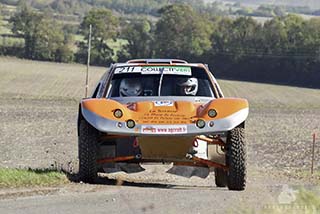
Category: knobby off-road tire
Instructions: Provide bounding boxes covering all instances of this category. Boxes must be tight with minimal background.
[214,168,227,187]
[226,127,247,191]
[78,119,99,183]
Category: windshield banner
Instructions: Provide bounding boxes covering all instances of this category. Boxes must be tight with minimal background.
[114,66,192,75]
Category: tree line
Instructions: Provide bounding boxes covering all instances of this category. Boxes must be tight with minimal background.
[2,0,319,18]
[1,3,320,87]
[0,0,218,17]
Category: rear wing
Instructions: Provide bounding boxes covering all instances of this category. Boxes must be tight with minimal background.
[126,59,188,64]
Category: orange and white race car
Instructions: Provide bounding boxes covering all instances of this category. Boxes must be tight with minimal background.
[77,59,249,190]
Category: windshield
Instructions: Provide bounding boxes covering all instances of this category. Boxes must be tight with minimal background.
[107,66,215,97]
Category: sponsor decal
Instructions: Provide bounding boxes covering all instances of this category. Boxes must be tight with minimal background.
[141,66,191,75]
[141,125,187,134]
[153,100,174,107]
[114,66,192,75]
[114,66,140,74]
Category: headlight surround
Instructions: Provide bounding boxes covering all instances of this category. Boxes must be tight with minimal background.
[208,109,217,118]
[126,120,135,129]
[196,119,206,129]
[113,109,123,118]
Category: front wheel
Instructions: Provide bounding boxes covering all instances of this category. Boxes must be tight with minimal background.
[226,127,247,191]
[78,119,99,183]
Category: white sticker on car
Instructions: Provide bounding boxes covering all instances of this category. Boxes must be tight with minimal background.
[141,66,191,75]
[141,125,187,134]
[114,67,141,74]
[114,66,192,75]
[153,100,174,107]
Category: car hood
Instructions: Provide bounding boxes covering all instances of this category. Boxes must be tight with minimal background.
[81,97,248,125]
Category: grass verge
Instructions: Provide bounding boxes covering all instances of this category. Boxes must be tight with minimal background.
[233,188,320,214]
[261,189,320,214]
[0,168,68,188]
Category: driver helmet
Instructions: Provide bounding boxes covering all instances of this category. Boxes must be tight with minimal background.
[177,77,198,96]
[119,78,143,97]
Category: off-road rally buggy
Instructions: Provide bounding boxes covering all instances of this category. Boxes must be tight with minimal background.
[77,59,249,191]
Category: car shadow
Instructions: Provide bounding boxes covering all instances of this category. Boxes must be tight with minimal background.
[64,170,224,191]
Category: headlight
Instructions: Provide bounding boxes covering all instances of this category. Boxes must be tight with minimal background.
[208,109,217,118]
[126,120,135,128]
[113,109,123,118]
[196,119,206,129]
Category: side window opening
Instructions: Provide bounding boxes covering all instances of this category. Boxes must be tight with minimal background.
[92,83,101,98]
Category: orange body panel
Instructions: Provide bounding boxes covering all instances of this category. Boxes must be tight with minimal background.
[199,98,248,120]
[82,98,248,125]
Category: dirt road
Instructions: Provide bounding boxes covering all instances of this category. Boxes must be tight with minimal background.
[0,175,290,214]
[0,164,315,214]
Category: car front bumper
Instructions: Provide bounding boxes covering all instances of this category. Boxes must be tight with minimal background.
[81,107,248,136]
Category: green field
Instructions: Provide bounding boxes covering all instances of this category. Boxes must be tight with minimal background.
[220,79,320,109]
[0,17,24,47]
[0,57,105,100]
[0,57,319,109]
[0,20,11,34]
